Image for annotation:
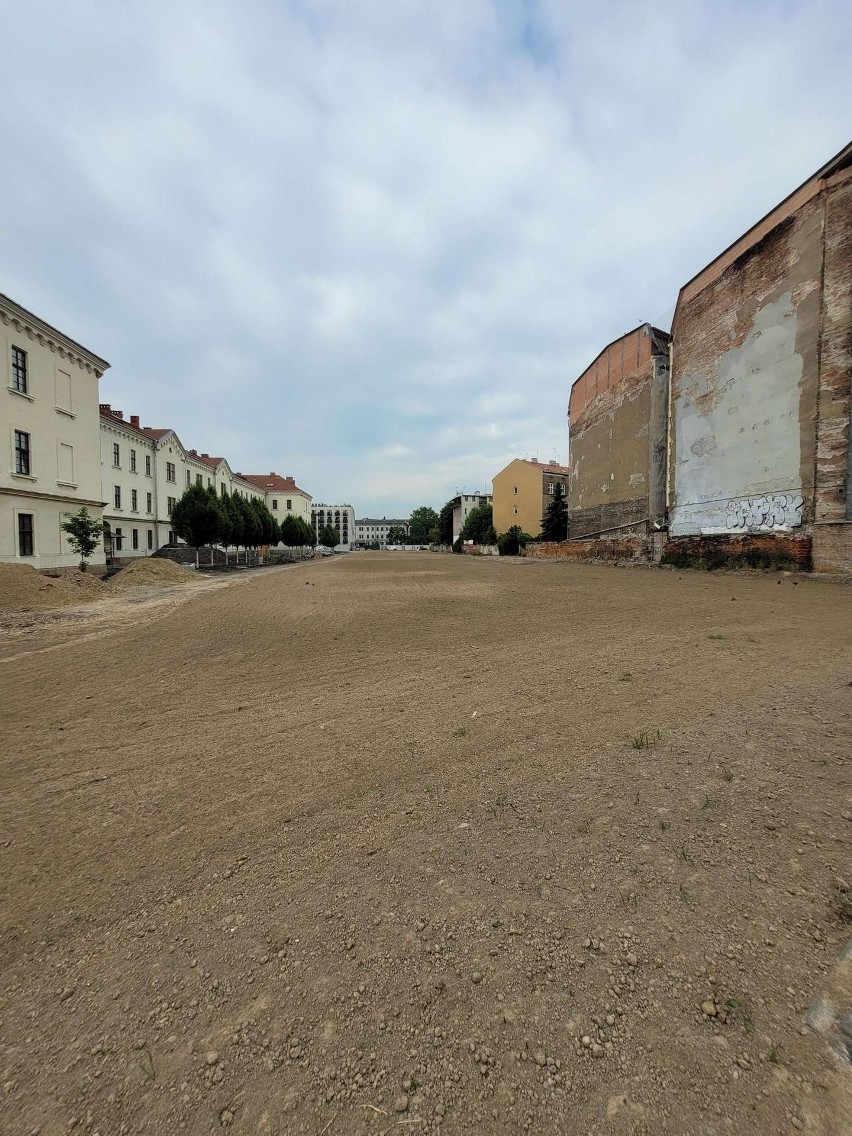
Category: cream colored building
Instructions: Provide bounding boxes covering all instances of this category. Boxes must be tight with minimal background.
[99,408,275,560]
[2,293,109,569]
[450,492,493,543]
[493,458,570,538]
[240,473,312,523]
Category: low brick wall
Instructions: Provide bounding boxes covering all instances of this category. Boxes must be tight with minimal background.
[663,532,813,570]
[525,537,648,562]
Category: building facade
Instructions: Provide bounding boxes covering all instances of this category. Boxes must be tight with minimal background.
[354,518,410,548]
[99,406,298,560]
[450,493,493,543]
[312,503,354,551]
[2,294,109,569]
[568,324,671,542]
[493,459,570,537]
[669,142,851,572]
[240,474,312,525]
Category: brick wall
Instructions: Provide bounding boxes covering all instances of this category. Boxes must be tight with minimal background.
[525,537,648,562]
[811,524,852,573]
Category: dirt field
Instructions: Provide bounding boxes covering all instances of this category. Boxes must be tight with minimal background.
[1,553,850,1136]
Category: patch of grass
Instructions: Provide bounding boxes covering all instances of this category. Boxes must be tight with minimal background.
[453,727,467,738]
[708,634,726,641]
[659,820,670,831]
[619,672,632,682]
[702,793,719,809]
[678,884,693,904]
[679,844,693,864]
[719,763,734,782]
[632,729,661,750]
[767,1048,781,1066]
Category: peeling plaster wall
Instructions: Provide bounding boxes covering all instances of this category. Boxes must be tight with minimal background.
[672,292,804,534]
[670,200,825,541]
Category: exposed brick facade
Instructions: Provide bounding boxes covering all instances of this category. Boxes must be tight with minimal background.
[568,325,670,540]
[525,537,648,563]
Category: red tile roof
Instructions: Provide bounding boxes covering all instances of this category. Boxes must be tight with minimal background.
[526,460,571,475]
[240,473,311,496]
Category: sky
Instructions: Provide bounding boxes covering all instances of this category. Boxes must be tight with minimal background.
[1,1,850,518]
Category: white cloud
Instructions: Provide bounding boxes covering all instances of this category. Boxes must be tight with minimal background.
[0,0,849,516]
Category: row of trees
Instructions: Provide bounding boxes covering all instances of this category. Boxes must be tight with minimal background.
[171,483,317,560]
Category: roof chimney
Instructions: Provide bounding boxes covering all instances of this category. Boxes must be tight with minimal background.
[270,472,275,477]
[130,414,140,428]
[114,410,123,419]
[99,403,111,413]
[201,453,209,459]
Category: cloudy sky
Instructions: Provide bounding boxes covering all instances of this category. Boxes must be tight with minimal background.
[2,1,849,516]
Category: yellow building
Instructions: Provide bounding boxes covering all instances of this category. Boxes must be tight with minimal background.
[492,458,570,538]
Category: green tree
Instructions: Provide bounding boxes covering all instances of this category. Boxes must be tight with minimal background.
[171,484,221,563]
[319,524,339,549]
[60,507,104,571]
[409,505,439,544]
[497,525,533,556]
[222,492,244,557]
[460,503,496,545]
[298,517,317,547]
[540,486,569,542]
[239,495,262,550]
[386,525,407,544]
[437,500,455,545]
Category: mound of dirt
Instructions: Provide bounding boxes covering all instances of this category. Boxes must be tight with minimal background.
[108,557,200,589]
[0,562,104,613]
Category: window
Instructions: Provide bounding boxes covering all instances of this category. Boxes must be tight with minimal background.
[147,529,153,550]
[18,513,34,556]
[196,473,203,487]
[287,499,292,510]
[58,443,74,484]
[168,529,175,544]
[185,469,191,487]
[132,528,139,550]
[513,505,518,515]
[113,442,120,467]
[146,492,152,512]
[55,368,72,412]
[208,479,212,488]
[513,486,518,495]
[114,527,123,551]
[145,454,151,476]
[14,430,30,475]
[130,449,137,472]
[167,496,176,516]
[272,499,278,510]
[114,485,121,509]
[10,346,28,393]
[131,489,138,511]
[220,483,226,495]
[166,462,176,482]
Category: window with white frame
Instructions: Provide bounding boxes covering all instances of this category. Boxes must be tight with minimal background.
[131,489,138,511]
[166,462,176,482]
[145,454,151,476]
[130,449,136,472]
[113,442,120,467]
[114,485,121,508]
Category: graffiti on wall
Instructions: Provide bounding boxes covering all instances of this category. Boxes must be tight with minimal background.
[725,493,803,532]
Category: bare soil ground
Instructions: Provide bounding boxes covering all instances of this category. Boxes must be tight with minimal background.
[1,553,850,1136]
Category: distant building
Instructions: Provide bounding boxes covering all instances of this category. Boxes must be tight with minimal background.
[354,517,410,548]
[312,503,354,551]
[1,293,110,569]
[492,459,569,538]
[450,492,492,543]
[239,473,312,527]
